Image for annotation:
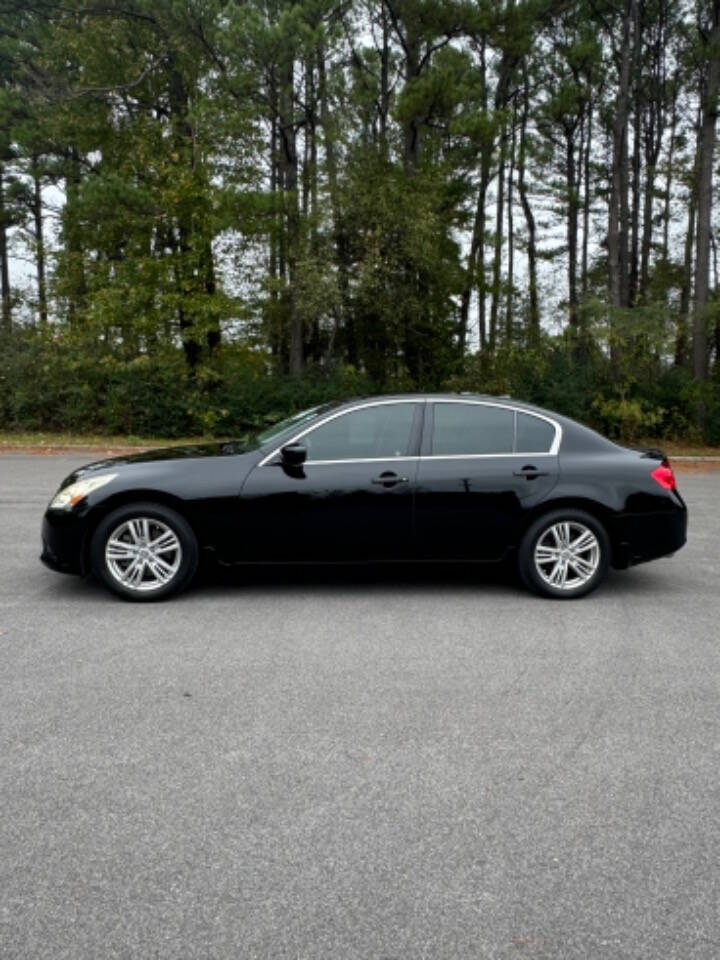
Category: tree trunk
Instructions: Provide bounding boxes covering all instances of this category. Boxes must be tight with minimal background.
[506,100,516,342]
[379,6,391,159]
[0,165,11,335]
[460,36,490,353]
[318,50,354,366]
[639,145,659,301]
[268,70,282,363]
[661,95,678,263]
[608,0,635,310]
[518,69,539,339]
[489,123,507,352]
[402,24,422,175]
[63,150,87,324]
[640,0,668,298]
[628,0,643,305]
[581,103,593,299]
[459,162,489,353]
[677,181,696,366]
[566,127,579,327]
[31,160,47,325]
[279,58,302,376]
[692,0,720,383]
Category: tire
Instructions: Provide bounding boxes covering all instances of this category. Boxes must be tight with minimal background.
[90,502,199,602]
[518,508,610,600]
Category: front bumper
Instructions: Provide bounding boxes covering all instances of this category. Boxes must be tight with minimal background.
[40,512,87,576]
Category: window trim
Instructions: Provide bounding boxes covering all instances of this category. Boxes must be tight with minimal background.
[258,399,423,467]
[258,397,561,466]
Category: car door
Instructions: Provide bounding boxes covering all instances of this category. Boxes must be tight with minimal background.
[237,401,423,561]
[414,401,560,561]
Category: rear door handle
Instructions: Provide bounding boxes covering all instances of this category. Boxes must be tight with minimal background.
[371,472,409,487]
[513,465,549,479]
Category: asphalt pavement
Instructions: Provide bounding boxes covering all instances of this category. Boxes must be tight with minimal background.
[1,455,719,960]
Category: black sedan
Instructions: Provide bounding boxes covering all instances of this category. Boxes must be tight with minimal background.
[41,394,687,601]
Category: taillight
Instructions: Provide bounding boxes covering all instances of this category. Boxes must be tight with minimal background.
[651,464,676,491]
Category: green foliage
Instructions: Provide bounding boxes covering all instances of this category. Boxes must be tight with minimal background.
[2,312,720,443]
[0,0,718,448]
[591,396,665,441]
[447,331,720,444]
[0,328,376,438]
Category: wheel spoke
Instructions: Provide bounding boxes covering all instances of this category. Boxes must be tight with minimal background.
[570,530,596,553]
[145,558,171,583]
[548,560,564,585]
[149,530,178,553]
[149,553,175,575]
[569,554,596,578]
[536,546,560,564]
[127,520,144,544]
[121,557,145,586]
[106,539,138,560]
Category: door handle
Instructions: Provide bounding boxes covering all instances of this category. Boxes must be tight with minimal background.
[371,472,409,487]
[513,465,549,479]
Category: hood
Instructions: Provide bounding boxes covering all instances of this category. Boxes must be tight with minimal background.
[65,440,257,483]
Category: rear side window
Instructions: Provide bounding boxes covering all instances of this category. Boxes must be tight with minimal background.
[303,403,416,461]
[431,403,514,455]
[516,412,555,453]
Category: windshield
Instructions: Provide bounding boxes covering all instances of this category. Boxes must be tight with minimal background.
[255,403,339,447]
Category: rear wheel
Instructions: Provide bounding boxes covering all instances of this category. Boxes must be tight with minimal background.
[518,509,609,599]
[90,502,198,601]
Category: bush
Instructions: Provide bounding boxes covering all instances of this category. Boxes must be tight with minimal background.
[1,326,719,444]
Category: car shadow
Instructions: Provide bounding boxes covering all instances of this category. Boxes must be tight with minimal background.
[38,558,676,604]
[193,558,678,601]
[196,560,520,596]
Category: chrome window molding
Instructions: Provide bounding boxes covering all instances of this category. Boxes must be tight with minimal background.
[258,397,562,467]
[258,399,419,467]
[421,452,556,461]
[304,456,420,466]
[299,452,556,466]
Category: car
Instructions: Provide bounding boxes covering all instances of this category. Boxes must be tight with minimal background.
[40,394,688,602]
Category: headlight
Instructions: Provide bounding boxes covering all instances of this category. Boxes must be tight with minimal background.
[49,474,117,510]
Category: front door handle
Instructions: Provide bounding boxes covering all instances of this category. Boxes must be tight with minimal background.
[371,472,409,487]
[513,465,549,479]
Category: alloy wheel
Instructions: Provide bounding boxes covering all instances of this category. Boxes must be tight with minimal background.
[533,520,600,592]
[104,517,183,593]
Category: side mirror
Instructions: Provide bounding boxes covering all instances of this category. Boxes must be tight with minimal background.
[280,442,307,466]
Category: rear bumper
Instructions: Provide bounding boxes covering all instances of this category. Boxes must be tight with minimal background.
[610,504,687,569]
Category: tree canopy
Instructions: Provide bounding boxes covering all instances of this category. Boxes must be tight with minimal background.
[1,0,719,442]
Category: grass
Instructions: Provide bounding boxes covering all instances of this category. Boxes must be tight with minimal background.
[0,431,209,449]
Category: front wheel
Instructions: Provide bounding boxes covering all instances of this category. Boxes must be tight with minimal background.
[90,502,199,601]
[518,509,610,599]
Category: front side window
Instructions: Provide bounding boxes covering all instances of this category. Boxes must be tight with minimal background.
[431,403,514,455]
[302,403,416,461]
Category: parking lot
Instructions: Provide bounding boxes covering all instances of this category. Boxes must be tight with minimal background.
[1,454,719,959]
